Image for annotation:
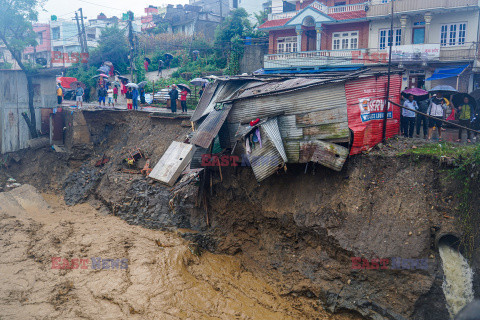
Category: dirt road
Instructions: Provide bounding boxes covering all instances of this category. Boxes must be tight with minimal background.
[0,185,348,320]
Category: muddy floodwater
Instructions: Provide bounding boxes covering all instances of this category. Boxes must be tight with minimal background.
[0,185,357,320]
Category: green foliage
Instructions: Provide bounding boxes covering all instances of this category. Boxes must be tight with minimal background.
[0,0,40,69]
[64,64,98,89]
[88,25,129,74]
[398,142,478,159]
[134,56,146,83]
[0,61,13,69]
[213,8,266,75]
[253,10,268,28]
[215,8,252,45]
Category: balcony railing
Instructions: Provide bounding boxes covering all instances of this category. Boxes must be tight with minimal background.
[267,2,367,21]
[367,0,479,17]
[264,49,367,69]
[328,3,367,14]
[264,45,479,69]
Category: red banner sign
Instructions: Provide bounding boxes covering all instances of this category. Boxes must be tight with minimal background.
[346,74,402,155]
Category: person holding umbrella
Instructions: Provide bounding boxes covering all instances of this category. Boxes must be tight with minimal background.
[456,96,475,143]
[180,87,188,113]
[98,85,107,107]
[126,87,133,110]
[132,87,139,110]
[427,92,448,141]
[402,95,418,138]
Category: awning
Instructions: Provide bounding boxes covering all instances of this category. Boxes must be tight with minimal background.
[426,64,469,81]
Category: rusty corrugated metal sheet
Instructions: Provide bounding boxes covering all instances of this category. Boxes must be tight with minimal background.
[228,82,346,124]
[262,118,287,162]
[189,104,232,149]
[283,140,300,163]
[191,81,220,122]
[299,140,349,171]
[234,78,323,100]
[278,115,303,140]
[248,127,284,182]
[191,80,263,122]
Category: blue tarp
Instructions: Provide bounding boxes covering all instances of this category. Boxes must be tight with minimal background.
[426,64,469,81]
[262,67,361,74]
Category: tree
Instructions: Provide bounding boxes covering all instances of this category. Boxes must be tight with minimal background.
[88,25,130,74]
[253,10,268,28]
[0,0,41,138]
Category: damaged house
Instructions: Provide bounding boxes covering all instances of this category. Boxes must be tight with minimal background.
[151,68,402,184]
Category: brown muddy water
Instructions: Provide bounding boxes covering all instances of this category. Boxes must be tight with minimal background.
[0,185,358,320]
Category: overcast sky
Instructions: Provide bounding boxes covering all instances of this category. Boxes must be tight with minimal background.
[38,0,187,23]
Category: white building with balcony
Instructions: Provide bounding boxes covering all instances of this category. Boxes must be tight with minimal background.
[366,0,480,91]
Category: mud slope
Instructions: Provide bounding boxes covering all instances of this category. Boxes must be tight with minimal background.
[0,185,362,320]
[2,112,478,320]
[201,154,472,320]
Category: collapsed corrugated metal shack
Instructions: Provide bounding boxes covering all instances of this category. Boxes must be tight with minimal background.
[187,67,402,182]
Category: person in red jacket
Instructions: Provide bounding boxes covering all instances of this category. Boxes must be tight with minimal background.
[180,89,188,113]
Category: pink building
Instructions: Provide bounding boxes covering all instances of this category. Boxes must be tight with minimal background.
[24,23,51,66]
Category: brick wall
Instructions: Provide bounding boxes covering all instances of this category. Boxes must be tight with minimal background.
[321,21,369,50]
[268,29,297,54]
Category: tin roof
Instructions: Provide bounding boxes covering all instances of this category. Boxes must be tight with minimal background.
[189,104,232,149]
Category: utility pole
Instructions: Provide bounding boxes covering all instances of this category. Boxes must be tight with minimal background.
[79,8,89,56]
[219,0,223,20]
[382,0,395,142]
[128,11,135,82]
[75,12,85,54]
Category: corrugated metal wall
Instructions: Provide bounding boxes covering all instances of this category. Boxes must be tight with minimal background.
[226,82,349,165]
[228,82,347,124]
[248,126,284,182]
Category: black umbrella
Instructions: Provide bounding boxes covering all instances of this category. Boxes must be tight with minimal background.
[164,53,173,59]
[452,93,477,111]
[469,89,480,102]
[144,57,151,64]
[177,83,191,93]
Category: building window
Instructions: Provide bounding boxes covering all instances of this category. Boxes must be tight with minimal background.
[277,36,297,53]
[52,27,60,40]
[332,31,358,50]
[379,28,401,50]
[441,23,466,46]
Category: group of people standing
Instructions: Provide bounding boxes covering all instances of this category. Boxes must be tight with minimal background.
[402,92,477,142]
[167,84,189,114]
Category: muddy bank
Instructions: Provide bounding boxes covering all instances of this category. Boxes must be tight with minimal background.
[2,111,478,319]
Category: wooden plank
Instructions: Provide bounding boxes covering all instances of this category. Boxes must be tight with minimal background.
[296,107,348,127]
[302,122,350,140]
[299,140,349,171]
[149,141,194,186]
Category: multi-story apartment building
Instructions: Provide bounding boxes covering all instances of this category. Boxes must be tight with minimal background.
[259,0,480,91]
[367,0,480,91]
[259,0,370,71]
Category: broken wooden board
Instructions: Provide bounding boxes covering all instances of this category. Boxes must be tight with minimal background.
[299,140,349,171]
[149,141,194,186]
